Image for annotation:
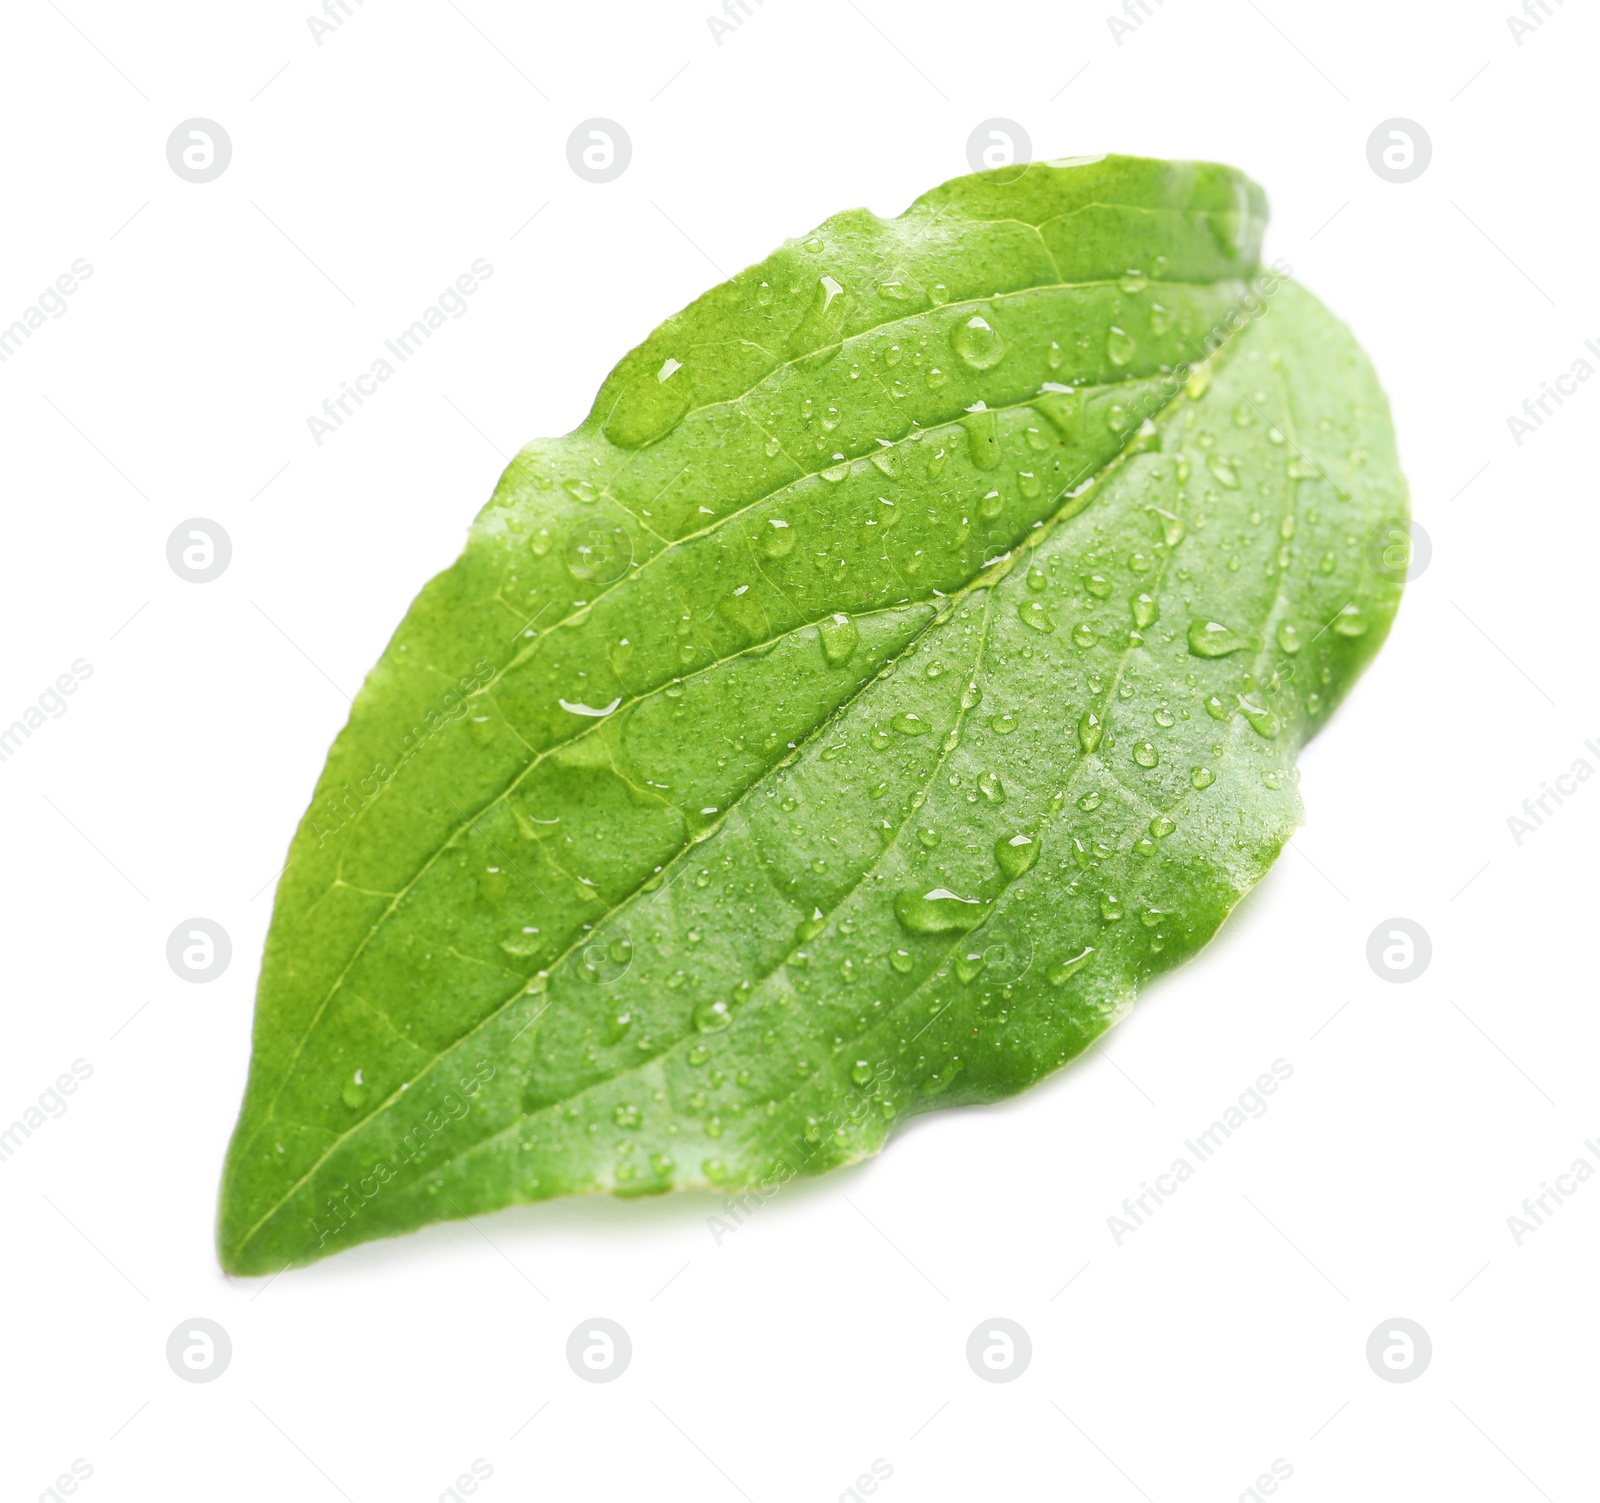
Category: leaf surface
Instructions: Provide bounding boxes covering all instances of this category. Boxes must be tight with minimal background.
[218,155,1405,1273]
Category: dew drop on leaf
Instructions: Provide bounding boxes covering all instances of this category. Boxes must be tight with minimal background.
[818,611,859,665]
[893,887,992,935]
[994,833,1040,879]
[951,313,1006,370]
[761,518,795,557]
[1206,454,1241,488]
[1333,602,1369,637]
[1187,620,1248,657]
[693,999,733,1033]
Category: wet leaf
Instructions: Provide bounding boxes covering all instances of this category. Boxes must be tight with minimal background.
[218,156,1403,1273]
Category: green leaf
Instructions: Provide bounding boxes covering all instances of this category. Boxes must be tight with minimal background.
[218,155,1405,1274]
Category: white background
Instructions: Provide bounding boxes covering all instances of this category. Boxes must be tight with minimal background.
[1,1,1594,1499]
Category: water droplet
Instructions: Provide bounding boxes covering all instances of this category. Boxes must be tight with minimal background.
[817,611,859,666]
[1206,454,1241,488]
[1187,620,1248,657]
[1133,740,1159,768]
[1107,327,1137,366]
[1100,893,1124,921]
[600,353,694,449]
[500,926,542,958]
[1071,622,1097,649]
[1333,603,1369,637]
[888,947,914,974]
[614,1103,641,1128]
[1047,339,1064,369]
[341,1071,368,1109]
[694,999,733,1032]
[1120,269,1148,293]
[1078,710,1103,753]
[820,458,850,482]
[530,528,552,557]
[1237,696,1280,738]
[960,406,1001,469]
[990,712,1018,735]
[951,313,1006,370]
[1276,621,1302,654]
[994,832,1039,879]
[1154,708,1175,728]
[1025,425,1048,452]
[955,950,986,983]
[761,518,795,557]
[795,907,827,942]
[960,680,983,709]
[562,478,601,505]
[1204,694,1229,720]
[1084,572,1112,599]
[1186,363,1213,400]
[1148,507,1186,547]
[1149,813,1175,839]
[1131,592,1158,629]
[1027,566,1047,592]
[802,236,823,253]
[892,711,930,736]
[978,488,1004,519]
[1191,766,1215,789]
[1048,947,1094,985]
[917,827,941,850]
[1018,470,1041,498]
[851,1059,875,1084]
[894,887,992,935]
[978,770,1006,803]
[1078,790,1102,811]
[1018,600,1054,633]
